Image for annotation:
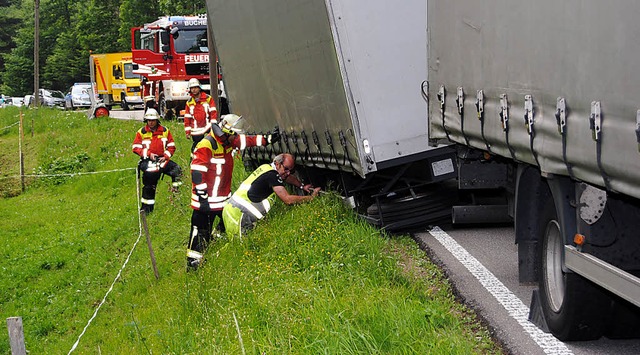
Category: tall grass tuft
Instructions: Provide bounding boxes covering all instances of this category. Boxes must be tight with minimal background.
[0,107,501,354]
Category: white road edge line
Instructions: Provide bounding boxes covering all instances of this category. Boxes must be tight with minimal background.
[429,226,573,355]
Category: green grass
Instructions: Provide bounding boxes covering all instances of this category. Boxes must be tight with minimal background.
[0,106,502,354]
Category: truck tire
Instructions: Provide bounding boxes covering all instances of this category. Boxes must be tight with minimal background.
[121,94,129,111]
[538,197,609,341]
[366,183,458,232]
[159,94,174,120]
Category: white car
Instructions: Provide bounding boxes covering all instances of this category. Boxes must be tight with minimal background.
[65,83,95,110]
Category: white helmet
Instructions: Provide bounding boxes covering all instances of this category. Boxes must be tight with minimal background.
[188,78,201,89]
[143,108,160,122]
[219,114,244,134]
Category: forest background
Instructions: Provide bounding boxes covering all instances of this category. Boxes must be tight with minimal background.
[0,0,207,97]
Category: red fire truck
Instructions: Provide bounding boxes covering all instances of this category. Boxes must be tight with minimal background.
[131,15,212,119]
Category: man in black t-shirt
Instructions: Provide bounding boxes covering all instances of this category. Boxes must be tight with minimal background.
[222,153,321,238]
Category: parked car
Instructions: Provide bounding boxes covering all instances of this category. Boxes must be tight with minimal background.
[38,89,66,108]
[9,97,24,107]
[64,83,95,110]
[23,94,34,108]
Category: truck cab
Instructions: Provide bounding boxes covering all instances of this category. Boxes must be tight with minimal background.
[131,15,211,119]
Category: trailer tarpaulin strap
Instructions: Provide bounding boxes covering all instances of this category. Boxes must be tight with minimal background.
[300,131,317,168]
[524,95,541,167]
[282,131,294,162]
[290,131,304,164]
[499,93,518,162]
[437,85,451,142]
[291,130,313,184]
[339,130,356,174]
[326,129,348,191]
[555,97,575,180]
[636,110,640,153]
[590,101,613,191]
[456,87,470,146]
[475,89,492,153]
[312,130,330,169]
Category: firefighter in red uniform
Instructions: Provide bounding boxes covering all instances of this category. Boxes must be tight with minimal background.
[132,108,183,213]
[186,114,280,270]
[141,77,157,110]
[184,78,217,155]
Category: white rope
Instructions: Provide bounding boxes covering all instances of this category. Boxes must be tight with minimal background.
[0,121,19,131]
[68,171,143,354]
[0,167,136,180]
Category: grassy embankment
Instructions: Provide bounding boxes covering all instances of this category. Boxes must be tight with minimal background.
[0,107,503,354]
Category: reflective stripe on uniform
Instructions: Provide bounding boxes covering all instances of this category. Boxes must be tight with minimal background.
[209,201,227,209]
[231,195,263,219]
[141,198,155,205]
[240,135,247,150]
[187,249,203,260]
[191,164,207,172]
[191,122,212,136]
[211,176,221,197]
[209,194,229,203]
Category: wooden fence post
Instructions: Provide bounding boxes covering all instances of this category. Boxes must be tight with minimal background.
[6,317,26,355]
[19,112,24,192]
[140,210,160,280]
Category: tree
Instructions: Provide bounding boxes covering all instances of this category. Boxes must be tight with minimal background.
[0,0,208,95]
[44,31,87,89]
[118,0,161,50]
[75,0,124,54]
[1,25,35,96]
[0,0,25,91]
[158,0,206,15]
[39,0,80,88]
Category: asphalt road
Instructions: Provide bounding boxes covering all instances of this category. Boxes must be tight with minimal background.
[414,226,640,355]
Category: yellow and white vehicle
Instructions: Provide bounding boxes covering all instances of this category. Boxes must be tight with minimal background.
[90,52,143,110]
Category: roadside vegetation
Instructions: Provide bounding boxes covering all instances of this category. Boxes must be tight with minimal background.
[0,0,207,97]
[0,107,503,353]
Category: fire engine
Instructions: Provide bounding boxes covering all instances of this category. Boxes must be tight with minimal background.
[131,15,211,119]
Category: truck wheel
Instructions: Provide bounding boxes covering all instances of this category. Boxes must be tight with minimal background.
[121,94,129,111]
[159,94,174,120]
[538,198,609,341]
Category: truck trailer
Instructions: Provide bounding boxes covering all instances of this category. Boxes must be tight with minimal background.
[206,0,640,341]
[90,52,143,110]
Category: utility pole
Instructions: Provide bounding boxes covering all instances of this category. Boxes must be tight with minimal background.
[34,0,40,108]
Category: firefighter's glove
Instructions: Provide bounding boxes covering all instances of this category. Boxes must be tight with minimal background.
[267,126,281,145]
